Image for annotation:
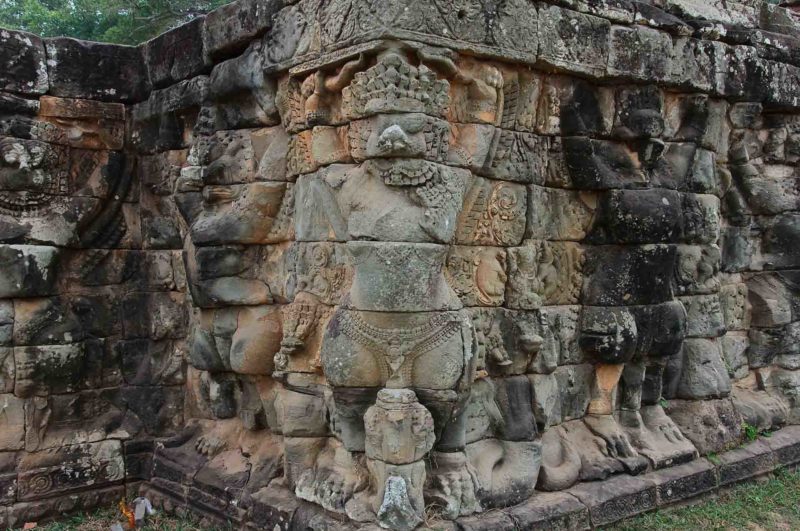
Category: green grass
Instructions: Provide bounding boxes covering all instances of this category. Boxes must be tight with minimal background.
[606,467,800,531]
[9,506,215,531]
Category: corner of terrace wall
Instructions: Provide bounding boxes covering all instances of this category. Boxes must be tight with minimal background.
[2,0,800,529]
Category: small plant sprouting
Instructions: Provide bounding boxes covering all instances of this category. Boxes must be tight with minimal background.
[707,452,721,465]
[743,422,759,442]
[658,397,669,409]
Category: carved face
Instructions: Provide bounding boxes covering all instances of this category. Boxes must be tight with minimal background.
[349,113,448,161]
[0,138,65,216]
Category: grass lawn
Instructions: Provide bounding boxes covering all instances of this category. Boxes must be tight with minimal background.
[606,467,800,531]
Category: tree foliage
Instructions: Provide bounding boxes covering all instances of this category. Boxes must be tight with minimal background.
[0,0,230,45]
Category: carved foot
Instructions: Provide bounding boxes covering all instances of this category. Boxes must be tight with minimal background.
[194,419,242,457]
[584,413,648,474]
[296,443,369,514]
[584,413,637,459]
[426,451,480,519]
[620,406,698,468]
[537,425,581,491]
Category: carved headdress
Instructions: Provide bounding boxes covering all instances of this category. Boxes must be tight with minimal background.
[342,51,450,119]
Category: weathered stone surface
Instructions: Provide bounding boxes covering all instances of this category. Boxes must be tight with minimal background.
[526,186,597,242]
[765,425,800,467]
[45,38,149,102]
[0,393,25,450]
[607,25,672,81]
[538,6,611,78]
[588,189,684,244]
[678,294,726,338]
[721,333,749,380]
[567,473,656,527]
[1,0,800,527]
[0,29,48,95]
[506,241,584,308]
[456,177,527,246]
[561,137,645,189]
[647,458,717,505]
[202,0,280,60]
[143,17,209,89]
[0,245,58,298]
[6,485,123,528]
[582,245,676,305]
[445,246,507,307]
[506,490,590,530]
[665,398,743,454]
[717,439,776,486]
[665,338,731,400]
[17,440,124,502]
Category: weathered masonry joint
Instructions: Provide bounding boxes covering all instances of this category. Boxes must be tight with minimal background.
[1,0,800,528]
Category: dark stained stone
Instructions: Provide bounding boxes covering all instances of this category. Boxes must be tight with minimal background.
[567,474,656,527]
[45,38,149,102]
[142,17,209,89]
[0,29,48,95]
[717,439,776,486]
[582,244,677,305]
[647,458,717,505]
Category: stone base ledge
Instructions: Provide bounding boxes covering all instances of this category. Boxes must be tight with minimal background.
[14,425,794,531]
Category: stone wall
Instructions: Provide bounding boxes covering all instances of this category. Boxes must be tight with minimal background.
[0,32,190,527]
[1,0,800,529]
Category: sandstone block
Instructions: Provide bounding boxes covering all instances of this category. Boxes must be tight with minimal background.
[0,28,48,95]
[0,393,25,450]
[445,246,507,307]
[717,439,776,486]
[0,245,58,298]
[607,25,672,81]
[582,244,676,306]
[526,186,597,242]
[567,473,656,527]
[506,490,590,530]
[16,440,125,500]
[647,458,717,505]
[455,176,527,246]
[143,17,209,88]
[506,240,584,308]
[45,38,149,102]
[538,5,611,78]
[203,0,280,60]
[665,398,743,454]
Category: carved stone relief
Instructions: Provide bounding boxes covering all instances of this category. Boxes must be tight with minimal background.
[3,1,800,528]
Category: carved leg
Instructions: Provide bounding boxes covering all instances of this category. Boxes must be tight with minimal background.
[331,386,380,452]
[422,393,481,518]
[584,363,638,459]
[426,450,481,519]
[618,360,698,468]
[587,363,623,415]
[617,361,649,448]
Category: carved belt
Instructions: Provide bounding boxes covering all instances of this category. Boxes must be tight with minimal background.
[338,310,461,387]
